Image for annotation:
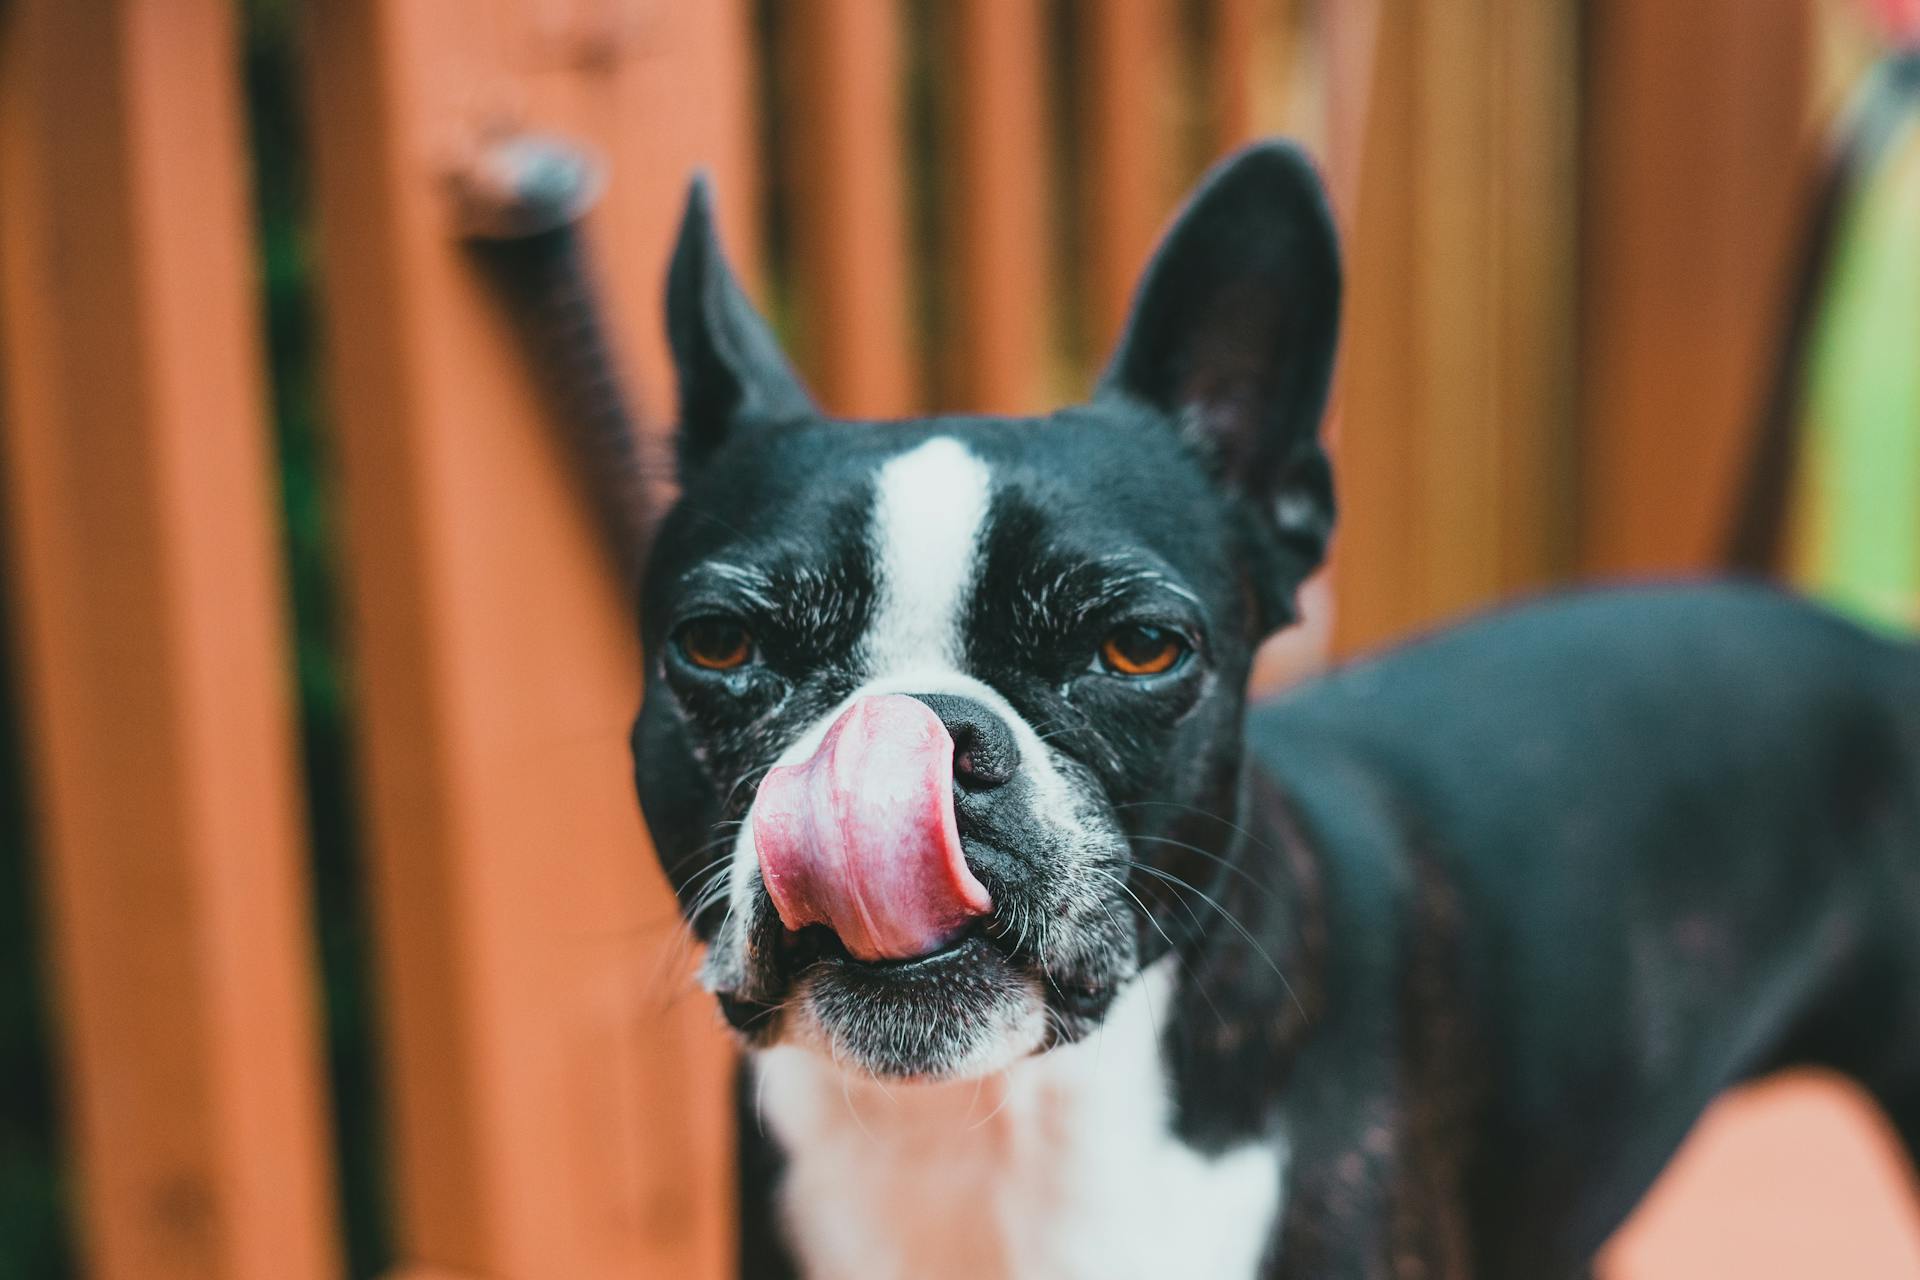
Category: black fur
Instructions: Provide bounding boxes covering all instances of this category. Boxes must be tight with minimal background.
[630,141,1920,1277]
[1238,585,1920,1277]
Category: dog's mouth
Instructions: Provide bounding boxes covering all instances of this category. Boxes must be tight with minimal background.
[788,930,1046,1079]
[707,851,1135,1080]
[693,691,1142,1079]
[712,912,1044,1081]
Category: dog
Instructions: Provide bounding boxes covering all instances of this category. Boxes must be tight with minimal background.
[629,141,1920,1278]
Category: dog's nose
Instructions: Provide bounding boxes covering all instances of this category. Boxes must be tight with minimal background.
[753,695,992,961]
[909,693,1021,791]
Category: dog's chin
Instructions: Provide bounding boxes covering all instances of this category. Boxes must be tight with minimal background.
[699,856,1141,1079]
[780,934,1051,1081]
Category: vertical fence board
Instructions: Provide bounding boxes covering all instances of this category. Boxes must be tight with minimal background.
[302,2,748,1277]
[1330,0,1419,652]
[1077,0,1178,358]
[944,0,1051,415]
[0,4,341,1280]
[1210,0,1259,150]
[1324,0,1380,212]
[1333,0,1580,653]
[1410,4,1505,619]
[1579,0,1815,574]
[1492,0,1580,594]
[783,0,917,417]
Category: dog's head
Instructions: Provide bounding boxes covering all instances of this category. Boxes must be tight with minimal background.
[632,141,1339,1080]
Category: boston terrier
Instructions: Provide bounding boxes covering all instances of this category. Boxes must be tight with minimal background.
[629,141,1920,1278]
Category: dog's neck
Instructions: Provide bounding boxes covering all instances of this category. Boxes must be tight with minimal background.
[752,958,1289,1280]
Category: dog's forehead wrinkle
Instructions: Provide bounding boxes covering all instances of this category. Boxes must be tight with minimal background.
[1001,538,1209,629]
[699,559,773,596]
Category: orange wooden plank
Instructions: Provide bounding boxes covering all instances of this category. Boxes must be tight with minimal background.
[302,2,747,1277]
[1329,2,1420,653]
[1603,1073,1920,1279]
[1409,5,1505,622]
[1210,0,1260,151]
[1331,2,1579,653]
[1077,0,1178,358]
[1579,0,1816,575]
[0,4,342,1280]
[781,0,917,417]
[1491,0,1580,596]
[1324,0,1381,213]
[944,0,1051,416]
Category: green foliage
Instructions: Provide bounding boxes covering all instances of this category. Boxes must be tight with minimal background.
[1797,110,1920,631]
[0,546,70,1280]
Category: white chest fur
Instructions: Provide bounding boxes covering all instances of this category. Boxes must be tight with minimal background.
[753,963,1288,1280]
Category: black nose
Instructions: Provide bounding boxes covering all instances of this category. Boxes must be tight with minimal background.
[909,693,1021,791]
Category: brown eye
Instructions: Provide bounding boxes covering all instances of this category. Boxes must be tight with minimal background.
[676,618,754,671]
[1098,624,1187,677]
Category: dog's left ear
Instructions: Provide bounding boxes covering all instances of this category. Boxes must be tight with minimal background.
[1099,141,1340,628]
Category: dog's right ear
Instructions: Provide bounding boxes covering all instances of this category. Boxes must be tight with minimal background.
[665,176,816,472]
[1098,142,1340,630]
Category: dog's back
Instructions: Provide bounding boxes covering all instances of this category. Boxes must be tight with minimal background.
[1249,581,1920,1275]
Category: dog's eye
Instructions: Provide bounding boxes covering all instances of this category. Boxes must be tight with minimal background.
[1097,624,1187,677]
[675,618,754,671]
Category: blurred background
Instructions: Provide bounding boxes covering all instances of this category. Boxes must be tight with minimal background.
[1,1,1917,1278]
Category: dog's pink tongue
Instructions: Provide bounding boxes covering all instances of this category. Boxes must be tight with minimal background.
[753,695,991,962]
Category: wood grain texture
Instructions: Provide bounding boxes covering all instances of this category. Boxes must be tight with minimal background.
[1332,0,1580,653]
[302,1,749,1275]
[780,0,918,417]
[1077,0,1179,360]
[1579,0,1816,574]
[943,0,1052,416]
[0,3,341,1277]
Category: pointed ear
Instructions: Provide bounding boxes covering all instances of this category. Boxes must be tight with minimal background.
[1099,141,1341,626]
[665,176,816,472]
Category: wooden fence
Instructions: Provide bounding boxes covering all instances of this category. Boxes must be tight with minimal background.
[0,1,1914,1278]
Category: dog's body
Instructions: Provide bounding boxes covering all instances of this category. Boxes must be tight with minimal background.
[734,584,1920,1280]
[631,144,1920,1277]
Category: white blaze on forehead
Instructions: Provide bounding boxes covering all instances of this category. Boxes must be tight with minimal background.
[865,437,993,676]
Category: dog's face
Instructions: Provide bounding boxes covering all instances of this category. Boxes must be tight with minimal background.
[633,143,1340,1080]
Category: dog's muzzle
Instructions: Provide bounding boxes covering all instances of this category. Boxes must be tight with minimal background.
[752,694,997,961]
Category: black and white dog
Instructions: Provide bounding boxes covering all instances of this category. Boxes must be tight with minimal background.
[630,141,1920,1278]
